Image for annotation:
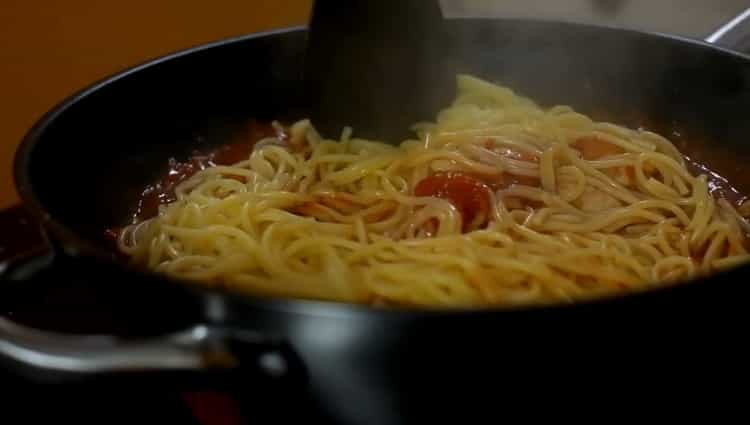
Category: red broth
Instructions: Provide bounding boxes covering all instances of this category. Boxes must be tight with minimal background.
[111,120,748,247]
[132,120,286,222]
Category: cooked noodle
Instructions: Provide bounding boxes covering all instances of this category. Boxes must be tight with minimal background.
[118,75,750,307]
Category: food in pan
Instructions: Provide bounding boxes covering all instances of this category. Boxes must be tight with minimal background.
[116,75,750,307]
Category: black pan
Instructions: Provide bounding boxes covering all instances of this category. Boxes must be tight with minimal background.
[3,2,750,423]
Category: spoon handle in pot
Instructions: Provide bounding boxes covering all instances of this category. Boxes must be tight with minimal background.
[705,7,750,51]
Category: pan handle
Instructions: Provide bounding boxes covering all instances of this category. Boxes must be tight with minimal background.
[0,317,302,385]
[705,7,750,52]
[0,204,304,386]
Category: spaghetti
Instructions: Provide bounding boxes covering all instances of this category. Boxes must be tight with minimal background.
[118,75,750,307]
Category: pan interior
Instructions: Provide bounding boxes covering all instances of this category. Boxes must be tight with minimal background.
[21,21,750,250]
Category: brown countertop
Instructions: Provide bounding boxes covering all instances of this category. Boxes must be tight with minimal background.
[0,0,310,208]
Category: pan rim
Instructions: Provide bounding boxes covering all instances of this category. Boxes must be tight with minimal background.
[12,19,750,318]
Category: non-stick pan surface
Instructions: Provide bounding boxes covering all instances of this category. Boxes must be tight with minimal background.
[17,22,750,252]
[5,11,750,425]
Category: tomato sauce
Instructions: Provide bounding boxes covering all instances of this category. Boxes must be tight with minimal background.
[572,135,625,160]
[131,120,285,222]
[110,120,749,250]
[685,155,748,207]
[414,171,492,231]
